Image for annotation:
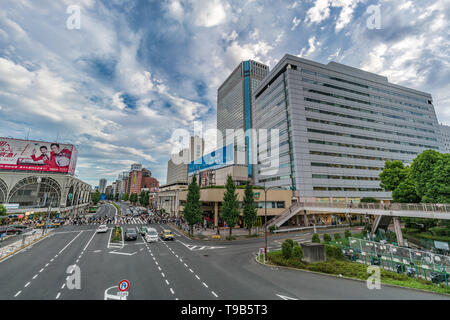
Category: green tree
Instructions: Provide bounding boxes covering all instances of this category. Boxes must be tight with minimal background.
[130,193,138,205]
[323,233,332,243]
[220,175,240,238]
[184,176,202,236]
[242,182,257,236]
[139,190,149,207]
[344,230,352,238]
[392,175,420,203]
[292,246,304,260]
[379,160,409,191]
[0,204,7,216]
[410,149,443,201]
[91,190,100,205]
[122,193,129,201]
[423,153,450,203]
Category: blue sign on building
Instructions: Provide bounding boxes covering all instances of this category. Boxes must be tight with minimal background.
[100,194,107,201]
[188,144,234,174]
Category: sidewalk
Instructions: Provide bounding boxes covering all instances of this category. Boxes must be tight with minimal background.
[0,230,49,260]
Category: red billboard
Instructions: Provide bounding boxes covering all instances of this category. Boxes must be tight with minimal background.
[0,137,77,175]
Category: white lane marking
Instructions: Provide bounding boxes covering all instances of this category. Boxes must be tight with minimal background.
[202,282,208,288]
[158,267,162,271]
[14,291,21,297]
[82,230,97,251]
[161,273,165,277]
[212,291,218,298]
[45,263,49,267]
[184,263,188,267]
[195,275,200,280]
[39,268,44,273]
[50,259,54,262]
[189,269,194,273]
[24,282,30,288]
[61,283,66,289]
[155,261,158,265]
[170,288,174,294]
[58,231,83,254]
[32,274,38,279]
[276,294,299,300]
[165,280,170,285]
[56,292,61,299]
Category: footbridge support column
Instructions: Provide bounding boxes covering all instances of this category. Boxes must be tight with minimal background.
[393,216,404,247]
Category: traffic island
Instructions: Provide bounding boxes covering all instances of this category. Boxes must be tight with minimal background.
[256,245,450,296]
[0,232,51,261]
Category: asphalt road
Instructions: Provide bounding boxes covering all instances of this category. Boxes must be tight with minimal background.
[0,203,448,300]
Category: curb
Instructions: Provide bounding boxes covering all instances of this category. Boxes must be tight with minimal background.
[254,255,450,298]
[0,233,51,262]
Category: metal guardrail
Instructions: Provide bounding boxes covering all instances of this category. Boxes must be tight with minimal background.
[302,202,450,213]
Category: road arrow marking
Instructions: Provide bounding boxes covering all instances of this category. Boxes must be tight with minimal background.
[276,294,298,300]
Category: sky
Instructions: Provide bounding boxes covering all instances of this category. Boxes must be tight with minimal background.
[0,0,449,187]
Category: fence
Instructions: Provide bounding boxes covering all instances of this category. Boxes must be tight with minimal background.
[343,237,449,286]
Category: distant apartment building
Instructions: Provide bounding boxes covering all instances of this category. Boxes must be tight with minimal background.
[217,60,269,179]
[252,54,443,202]
[440,124,450,153]
[124,164,159,195]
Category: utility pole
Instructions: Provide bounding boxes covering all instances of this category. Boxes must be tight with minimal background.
[43,198,53,235]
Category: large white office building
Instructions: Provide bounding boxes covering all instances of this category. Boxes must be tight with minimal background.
[253,54,443,202]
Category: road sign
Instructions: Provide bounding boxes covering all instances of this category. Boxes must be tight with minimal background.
[118,280,130,292]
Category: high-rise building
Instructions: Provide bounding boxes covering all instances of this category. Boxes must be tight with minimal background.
[99,178,107,193]
[253,54,443,202]
[166,148,189,185]
[217,60,269,179]
[440,124,450,153]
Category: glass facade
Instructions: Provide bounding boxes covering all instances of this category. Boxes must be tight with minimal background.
[253,55,443,201]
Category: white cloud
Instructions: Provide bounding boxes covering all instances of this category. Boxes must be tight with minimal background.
[291,17,301,31]
[191,0,228,27]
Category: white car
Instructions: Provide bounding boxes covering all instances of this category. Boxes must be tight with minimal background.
[145,228,158,243]
[97,224,108,233]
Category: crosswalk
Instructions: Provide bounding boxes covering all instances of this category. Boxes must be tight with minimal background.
[177,241,226,251]
[117,217,148,225]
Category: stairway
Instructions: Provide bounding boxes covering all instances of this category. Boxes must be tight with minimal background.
[264,202,304,228]
[371,215,393,234]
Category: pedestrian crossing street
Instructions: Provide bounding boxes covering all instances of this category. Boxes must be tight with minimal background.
[116,217,149,225]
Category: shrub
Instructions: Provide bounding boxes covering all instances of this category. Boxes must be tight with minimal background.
[312,233,320,243]
[269,225,278,234]
[323,233,332,243]
[334,233,341,240]
[281,241,293,259]
[284,239,295,250]
[292,246,304,260]
[344,230,352,238]
[325,244,345,260]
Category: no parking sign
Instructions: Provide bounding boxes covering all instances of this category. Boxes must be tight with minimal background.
[118,280,130,292]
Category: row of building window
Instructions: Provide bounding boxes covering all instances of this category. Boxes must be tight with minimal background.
[306,88,432,120]
[307,128,439,150]
[311,162,383,171]
[308,139,418,156]
[309,150,401,162]
[301,69,430,109]
[258,175,293,183]
[312,174,380,181]
[305,97,433,127]
[305,106,435,134]
[306,117,437,142]
[313,187,384,192]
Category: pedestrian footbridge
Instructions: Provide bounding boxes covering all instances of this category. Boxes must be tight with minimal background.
[266,202,450,229]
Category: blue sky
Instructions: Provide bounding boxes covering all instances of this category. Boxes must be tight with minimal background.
[0,0,449,187]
